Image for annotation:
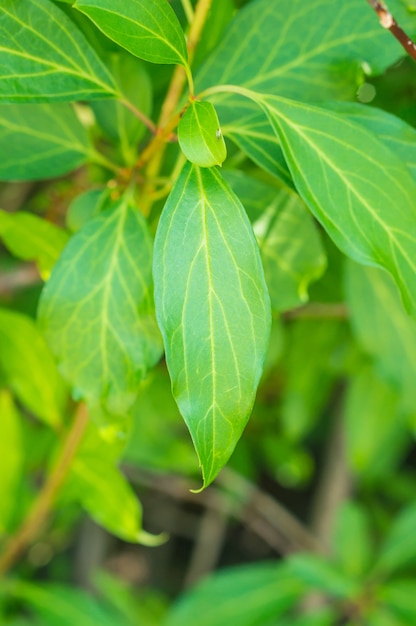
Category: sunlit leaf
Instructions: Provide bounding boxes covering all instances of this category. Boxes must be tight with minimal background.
[75,0,189,67]
[0,391,23,534]
[153,163,271,488]
[38,195,163,416]
[0,210,69,279]
[0,308,66,427]
[0,0,117,102]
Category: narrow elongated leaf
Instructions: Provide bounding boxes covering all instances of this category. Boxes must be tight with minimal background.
[75,0,188,67]
[261,95,416,316]
[153,163,271,488]
[0,391,23,534]
[38,195,163,416]
[178,101,227,168]
[0,210,69,279]
[197,0,414,101]
[0,103,92,181]
[345,262,416,413]
[0,0,117,102]
[0,308,66,427]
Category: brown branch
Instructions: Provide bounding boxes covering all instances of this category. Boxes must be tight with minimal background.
[366,0,416,61]
[0,264,41,296]
[283,302,349,321]
[0,404,89,576]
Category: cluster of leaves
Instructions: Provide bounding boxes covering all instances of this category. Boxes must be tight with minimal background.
[2,0,416,623]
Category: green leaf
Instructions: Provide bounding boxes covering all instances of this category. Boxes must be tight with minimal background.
[332,502,373,579]
[153,163,271,488]
[66,188,110,233]
[375,502,416,574]
[0,210,69,279]
[0,308,66,427]
[178,101,227,168]
[197,0,414,101]
[344,363,408,482]
[0,391,23,535]
[223,170,326,310]
[379,580,416,622]
[91,53,152,165]
[260,95,416,316]
[254,187,326,312]
[0,103,92,181]
[345,262,416,414]
[74,0,189,67]
[0,0,117,102]
[288,553,359,599]
[38,195,163,416]
[164,562,303,626]
[67,424,163,546]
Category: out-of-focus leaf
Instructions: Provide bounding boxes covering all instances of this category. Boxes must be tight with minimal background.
[0,0,117,102]
[374,502,416,575]
[66,189,109,233]
[344,364,408,481]
[0,104,92,181]
[379,580,416,622]
[123,366,197,476]
[0,210,69,279]
[66,422,163,545]
[332,502,373,578]
[164,562,303,626]
[288,553,359,599]
[39,195,163,417]
[345,261,416,414]
[0,308,66,427]
[0,391,23,534]
[153,162,271,488]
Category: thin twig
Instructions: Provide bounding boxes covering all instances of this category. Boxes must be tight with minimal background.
[120,99,157,134]
[283,303,349,321]
[0,404,89,576]
[366,0,416,61]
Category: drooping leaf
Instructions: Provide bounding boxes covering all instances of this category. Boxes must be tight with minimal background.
[91,52,153,165]
[345,261,416,414]
[260,94,416,316]
[153,163,271,488]
[66,423,163,545]
[178,101,227,168]
[0,104,92,181]
[164,562,303,626]
[197,0,414,101]
[74,0,189,67]
[0,0,117,102]
[38,195,163,416]
[0,210,69,279]
[0,308,66,427]
[0,391,23,534]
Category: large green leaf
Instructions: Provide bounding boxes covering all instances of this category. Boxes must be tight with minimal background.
[164,563,303,626]
[153,163,271,488]
[197,0,414,101]
[74,0,188,67]
[0,309,66,427]
[0,209,69,279]
[0,0,117,102]
[0,391,23,534]
[38,195,163,416]
[0,103,92,181]
[345,262,416,413]
[260,95,416,316]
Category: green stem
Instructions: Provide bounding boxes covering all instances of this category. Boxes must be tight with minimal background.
[181,0,195,23]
